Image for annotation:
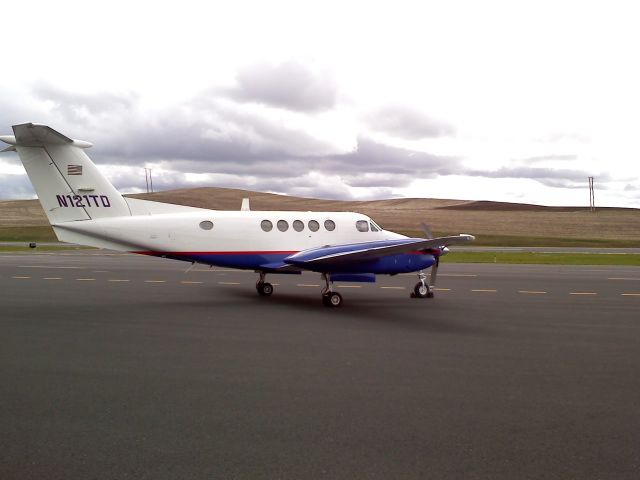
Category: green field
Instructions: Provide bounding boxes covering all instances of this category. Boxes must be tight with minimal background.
[442,252,640,266]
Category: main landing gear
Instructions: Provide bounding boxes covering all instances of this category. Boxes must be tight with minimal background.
[321,273,342,308]
[256,272,273,296]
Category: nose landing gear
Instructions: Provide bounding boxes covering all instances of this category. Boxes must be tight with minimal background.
[411,269,434,299]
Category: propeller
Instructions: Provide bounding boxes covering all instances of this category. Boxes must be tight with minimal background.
[420,222,439,290]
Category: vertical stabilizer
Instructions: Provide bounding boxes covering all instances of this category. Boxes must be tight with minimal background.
[1,123,131,224]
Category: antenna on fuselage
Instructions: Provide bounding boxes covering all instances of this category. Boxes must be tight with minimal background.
[241,198,251,211]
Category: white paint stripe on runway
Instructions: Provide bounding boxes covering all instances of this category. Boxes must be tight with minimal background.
[569,292,597,296]
[380,286,406,290]
[472,289,497,293]
[518,290,547,294]
[108,279,130,282]
[12,276,31,279]
[18,265,83,269]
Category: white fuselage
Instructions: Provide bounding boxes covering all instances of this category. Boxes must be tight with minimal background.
[54,209,406,256]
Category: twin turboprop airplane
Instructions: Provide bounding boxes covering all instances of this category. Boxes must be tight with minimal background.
[1,123,474,307]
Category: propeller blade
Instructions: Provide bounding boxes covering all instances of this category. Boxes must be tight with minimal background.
[420,222,434,239]
[430,257,439,287]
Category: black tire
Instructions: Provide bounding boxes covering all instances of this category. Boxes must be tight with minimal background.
[261,282,273,296]
[413,282,430,298]
[257,281,273,296]
[323,292,342,307]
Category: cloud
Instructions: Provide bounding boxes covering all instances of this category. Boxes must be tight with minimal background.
[365,105,455,139]
[520,154,578,163]
[465,165,610,189]
[223,60,338,112]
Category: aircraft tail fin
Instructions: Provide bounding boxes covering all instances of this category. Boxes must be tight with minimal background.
[1,123,131,224]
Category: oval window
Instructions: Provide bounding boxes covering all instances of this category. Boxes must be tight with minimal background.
[324,219,336,231]
[199,220,214,230]
[261,220,273,232]
[277,220,289,232]
[356,220,369,232]
[308,220,319,232]
[293,220,304,232]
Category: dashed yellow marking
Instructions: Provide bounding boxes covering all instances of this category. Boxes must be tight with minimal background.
[12,276,31,279]
[76,278,96,281]
[108,279,130,282]
[434,288,451,291]
[621,293,640,296]
[297,284,320,287]
[570,292,597,296]
[519,290,547,295]
[608,277,640,281]
[180,281,203,284]
[144,280,166,283]
[472,289,497,293]
[43,277,63,280]
[380,286,406,290]
[218,281,240,285]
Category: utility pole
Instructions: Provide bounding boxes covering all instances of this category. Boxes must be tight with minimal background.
[588,176,595,212]
[144,168,154,193]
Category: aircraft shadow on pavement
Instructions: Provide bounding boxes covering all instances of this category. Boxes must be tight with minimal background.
[204,286,490,336]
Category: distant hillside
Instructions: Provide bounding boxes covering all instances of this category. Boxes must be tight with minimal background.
[1,187,639,246]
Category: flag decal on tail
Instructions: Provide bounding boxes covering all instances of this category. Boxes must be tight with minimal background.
[67,164,83,175]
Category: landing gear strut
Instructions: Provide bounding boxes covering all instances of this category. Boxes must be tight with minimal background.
[321,273,342,307]
[256,271,273,296]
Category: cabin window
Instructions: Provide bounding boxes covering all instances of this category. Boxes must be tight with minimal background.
[199,220,214,230]
[324,219,336,231]
[356,220,369,232]
[277,220,289,232]
[261,220,273,232]
[308,220,319,232]
[293,220,304,232]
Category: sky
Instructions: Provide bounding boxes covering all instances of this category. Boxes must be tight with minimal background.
[1,0,639,207]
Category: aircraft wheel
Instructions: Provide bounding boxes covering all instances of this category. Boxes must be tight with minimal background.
[413,282,430,299]
[257,281,273,296]
[323,292,342,307]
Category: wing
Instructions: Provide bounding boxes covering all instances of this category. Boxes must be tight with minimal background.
[284,234,474,268]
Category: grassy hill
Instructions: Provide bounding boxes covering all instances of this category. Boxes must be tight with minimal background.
[1,187,639,247]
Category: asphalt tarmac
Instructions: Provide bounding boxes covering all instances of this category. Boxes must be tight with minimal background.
[1,251,639,479]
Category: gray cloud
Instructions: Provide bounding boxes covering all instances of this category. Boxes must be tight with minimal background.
[0,174,35,199]
[32,83,137,123]
[223,60,338,112]
[365,105,455,139]
[520,154,578,163]
[465,166,611,189]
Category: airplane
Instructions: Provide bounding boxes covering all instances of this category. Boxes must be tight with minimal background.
[1,123,474,307]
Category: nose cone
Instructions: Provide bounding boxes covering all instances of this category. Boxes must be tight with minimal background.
[442,247,450,255]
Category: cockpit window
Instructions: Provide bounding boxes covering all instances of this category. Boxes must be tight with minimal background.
[356,220,369,232]
[370,222,380,232]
